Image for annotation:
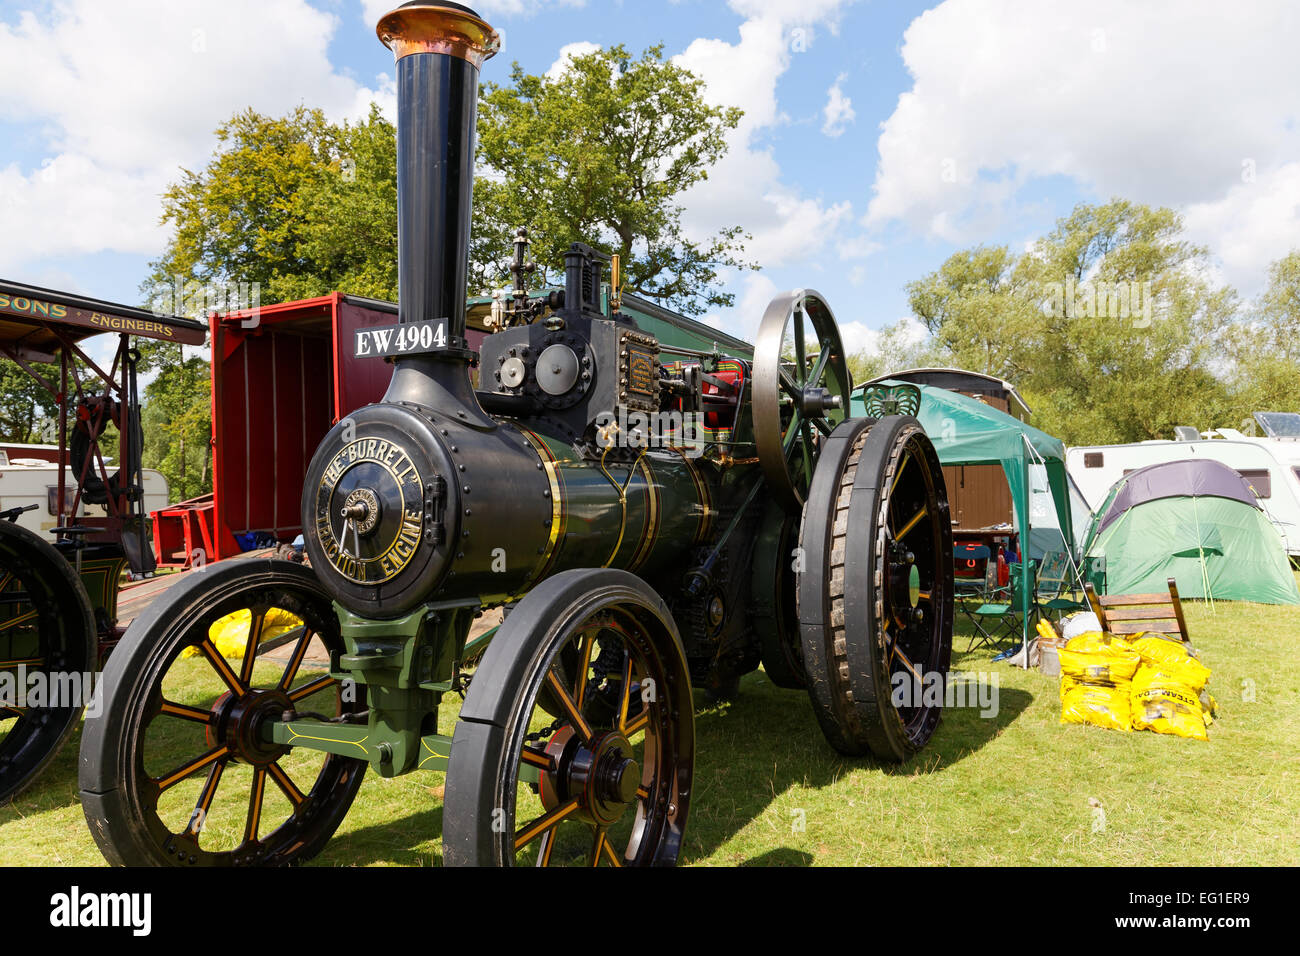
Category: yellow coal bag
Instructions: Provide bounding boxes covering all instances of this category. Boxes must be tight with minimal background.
[1060,677,1132,732]
[1130,635,1211,689]
[180,608,305,660]
[1058,632,1140,732]
[1128,634,1214,741]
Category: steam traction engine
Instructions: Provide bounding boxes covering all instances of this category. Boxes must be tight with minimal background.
[79,1,954,866]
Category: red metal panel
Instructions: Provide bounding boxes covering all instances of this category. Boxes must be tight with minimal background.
[211,302,335,556]
[333,296,395,419]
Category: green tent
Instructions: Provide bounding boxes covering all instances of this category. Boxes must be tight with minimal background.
[1083,459,1300,605]
[852,380,1080,650]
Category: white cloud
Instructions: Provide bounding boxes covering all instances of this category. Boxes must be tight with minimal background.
[1183,162,1300,296]
[821,72,855,137]
[362,0,587,23]
[546,41,601,81]
[0,0,392,275]
[674,0,859,275]
[865,0,1300,290]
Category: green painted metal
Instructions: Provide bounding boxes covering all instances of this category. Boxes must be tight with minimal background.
[330,602,476,775]
[265,719,456,773]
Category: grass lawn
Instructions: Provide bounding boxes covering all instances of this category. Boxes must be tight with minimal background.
[2,576,1297,867]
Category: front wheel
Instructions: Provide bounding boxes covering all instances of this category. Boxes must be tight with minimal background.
[79,560,366,866]
[443,569,694,866]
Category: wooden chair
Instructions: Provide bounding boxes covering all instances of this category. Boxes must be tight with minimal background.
[1083,577,1190,643]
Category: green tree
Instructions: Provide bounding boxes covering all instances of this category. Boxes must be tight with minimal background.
[0,359,59,444]
[1226,250,1300,420]
[141,349,211,502]
[902,199,1240,445]
[146,47,751,319]
[143,107,348,310]
[474,44,754,315]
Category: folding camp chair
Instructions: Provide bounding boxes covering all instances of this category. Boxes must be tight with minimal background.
[1084,577,1191,643]
[965,559,1037,652]
[953,544,992,606]
[1035,550,1087,620]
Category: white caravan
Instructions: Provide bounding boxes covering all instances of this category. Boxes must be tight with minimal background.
[0,451,170,542]
[1066,412,1300,559]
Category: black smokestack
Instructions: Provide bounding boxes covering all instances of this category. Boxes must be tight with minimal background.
[376,2,498,419]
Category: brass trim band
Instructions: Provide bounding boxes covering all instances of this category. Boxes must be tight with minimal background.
[377,4,500,66]
[517,427,564,592]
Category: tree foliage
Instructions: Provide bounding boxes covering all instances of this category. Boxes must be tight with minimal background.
[891,199,1283,446]
[140,346,211,502]
[474,44,754,315]
[0,359,59,444]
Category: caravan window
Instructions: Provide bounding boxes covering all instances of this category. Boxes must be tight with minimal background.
[1238,469,1271,499]
[1084,452,1104,468]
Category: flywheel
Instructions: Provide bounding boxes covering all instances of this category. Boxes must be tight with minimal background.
[752,290,851,514]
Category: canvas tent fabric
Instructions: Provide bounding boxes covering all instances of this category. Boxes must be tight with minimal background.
[1026,465,1092,560]
[1083,459,1300,605]
[1094,459,1258,532]
[851,380,1080,648]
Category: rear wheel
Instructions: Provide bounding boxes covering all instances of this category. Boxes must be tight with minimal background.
[79,560,365,865]
[798,416,954,760]
[0,521,96,803]
[443,569,693,866]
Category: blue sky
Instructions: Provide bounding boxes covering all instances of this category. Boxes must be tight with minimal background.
[2,0,1298,359]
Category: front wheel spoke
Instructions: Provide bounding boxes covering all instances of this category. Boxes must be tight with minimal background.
[199,639,245,695]
[601,832,623,867]
[545,670,593,744]
[589,828,610,867]
[278,628,315,690]
[573,632,595,709]
[520,746,554,773]
[244,767,267,845]
[267,761,306,808]
[811,415,833,436]
[155,746,229,793]
[617,653,634,731]
[515,796,581,850]
[536,828,556,867]
[287,673,337,703]
[623,708,650,739]
[159,699,218,725]
[239,607,268,686]
[184,759,226,838]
